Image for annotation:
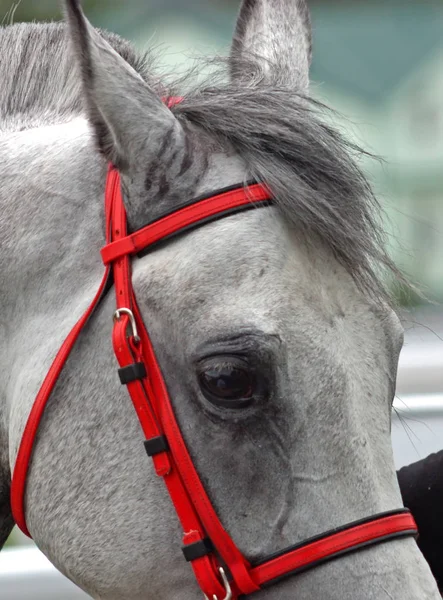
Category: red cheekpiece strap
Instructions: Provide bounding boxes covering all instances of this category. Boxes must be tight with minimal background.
[109,171,232,599]
[130,298,260,597]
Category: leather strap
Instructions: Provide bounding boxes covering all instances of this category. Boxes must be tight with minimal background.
[250,510,417,586]
[10,171,115,537]
[109,169,231,598]
[101,182,271,266]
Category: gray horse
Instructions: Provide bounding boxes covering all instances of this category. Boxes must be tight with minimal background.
[0,0,440,598]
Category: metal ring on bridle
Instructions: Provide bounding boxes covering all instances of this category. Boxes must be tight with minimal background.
[113,308,140,343]
[204,568,232,600]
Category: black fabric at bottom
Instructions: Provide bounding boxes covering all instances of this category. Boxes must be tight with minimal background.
[398,450,443,589]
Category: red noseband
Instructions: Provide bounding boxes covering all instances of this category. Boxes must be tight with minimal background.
[11,156,417,598]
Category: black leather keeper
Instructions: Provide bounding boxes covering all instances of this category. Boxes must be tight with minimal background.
[118,362,147,385]
[182,538,214,562]
[144,436,169,457]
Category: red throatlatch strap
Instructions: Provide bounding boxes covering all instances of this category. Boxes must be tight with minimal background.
[10,166,116,537]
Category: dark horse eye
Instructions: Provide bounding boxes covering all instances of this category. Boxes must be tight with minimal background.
[197,356,255,409]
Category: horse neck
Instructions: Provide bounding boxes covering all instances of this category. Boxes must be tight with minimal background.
[0,117,106,424]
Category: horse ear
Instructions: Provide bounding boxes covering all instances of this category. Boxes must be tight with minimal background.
[230,0,312,90]
[63,0,181,170]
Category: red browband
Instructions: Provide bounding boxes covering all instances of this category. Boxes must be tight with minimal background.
[11,163,418,598]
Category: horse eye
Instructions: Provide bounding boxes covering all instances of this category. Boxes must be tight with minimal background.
[197,356,255,409]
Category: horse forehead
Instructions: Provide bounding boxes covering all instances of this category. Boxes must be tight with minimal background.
[133,207,340,305]
[133,207,353,327]
[132,203,397,326]
[133,207,292,298]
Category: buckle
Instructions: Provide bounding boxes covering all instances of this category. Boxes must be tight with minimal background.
[204,568,232,600]
[113,308,140,343]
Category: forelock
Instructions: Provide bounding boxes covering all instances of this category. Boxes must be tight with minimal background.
[169,59,406,303]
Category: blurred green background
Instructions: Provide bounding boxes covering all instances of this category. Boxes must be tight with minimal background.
[1,0,443,305]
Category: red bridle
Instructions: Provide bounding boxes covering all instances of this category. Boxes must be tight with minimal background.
[11,160,418,598]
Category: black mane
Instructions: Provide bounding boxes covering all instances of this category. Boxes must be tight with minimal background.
[172,64,403,301]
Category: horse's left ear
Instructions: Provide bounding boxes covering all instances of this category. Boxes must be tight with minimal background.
[64,0,182,170]
[230,0,312,90]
